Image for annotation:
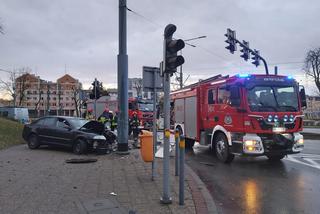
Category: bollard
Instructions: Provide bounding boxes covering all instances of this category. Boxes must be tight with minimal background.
[179,135,185,205]
[175,129,180,176]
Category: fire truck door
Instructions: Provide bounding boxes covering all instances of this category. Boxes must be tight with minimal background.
[216,86,243,132]
[205,88,218,129]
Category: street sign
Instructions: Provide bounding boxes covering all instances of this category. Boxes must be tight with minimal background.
[142,66,163,91]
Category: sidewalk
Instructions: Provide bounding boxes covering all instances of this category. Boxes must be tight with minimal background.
[0,143,215,214]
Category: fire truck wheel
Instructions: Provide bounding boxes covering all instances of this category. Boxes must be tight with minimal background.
[267,155,285,161]
[214,133,234,163]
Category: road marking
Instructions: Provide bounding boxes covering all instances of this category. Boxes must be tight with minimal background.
[285,154,320,170]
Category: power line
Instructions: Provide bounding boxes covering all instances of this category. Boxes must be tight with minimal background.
[126,7,163,28]
[126,6,230,62]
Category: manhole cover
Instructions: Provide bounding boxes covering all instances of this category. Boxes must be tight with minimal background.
[65,158,98,164]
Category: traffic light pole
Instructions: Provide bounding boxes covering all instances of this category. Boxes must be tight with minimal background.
[225,29,269,75]
[117,0,129,154]
[94,78,97,120]
[236,39,269,75]
[161,72,172,204]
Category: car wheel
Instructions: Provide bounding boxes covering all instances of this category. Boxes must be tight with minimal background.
[28,134,40,149]
[214,133,234,163]
[73,139,88,155]
[267,155,285,161]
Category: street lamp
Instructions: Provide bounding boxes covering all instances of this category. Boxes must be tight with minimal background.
[178,36,207,88]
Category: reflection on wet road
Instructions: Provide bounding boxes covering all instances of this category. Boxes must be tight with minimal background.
[186,140,320,214]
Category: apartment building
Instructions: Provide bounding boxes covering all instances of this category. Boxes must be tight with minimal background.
[15,73,82,117]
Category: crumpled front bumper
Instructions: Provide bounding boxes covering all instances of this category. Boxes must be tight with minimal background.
[231,132,304,156]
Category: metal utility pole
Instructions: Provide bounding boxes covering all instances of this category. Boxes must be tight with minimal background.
[162,69,172,204]
[117,0,129,154]
[94,78,97,120]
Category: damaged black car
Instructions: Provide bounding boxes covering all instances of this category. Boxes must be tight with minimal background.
[22,116,114,154]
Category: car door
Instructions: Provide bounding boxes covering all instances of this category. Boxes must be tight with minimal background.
[38,117,58,145]
[53,118,74,147]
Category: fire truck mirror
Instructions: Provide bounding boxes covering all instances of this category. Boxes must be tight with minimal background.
[299,86,307,108]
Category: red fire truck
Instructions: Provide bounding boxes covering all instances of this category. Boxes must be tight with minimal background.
[87,97,154,129]
[128,97,154,129]
[171,74,307,163]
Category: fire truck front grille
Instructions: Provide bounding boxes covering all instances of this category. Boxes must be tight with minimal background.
[258,133,294,151]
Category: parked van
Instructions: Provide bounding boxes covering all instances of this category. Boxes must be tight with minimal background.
[0,107,30,123]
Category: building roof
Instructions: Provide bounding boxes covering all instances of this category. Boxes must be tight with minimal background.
[57,74,78,84]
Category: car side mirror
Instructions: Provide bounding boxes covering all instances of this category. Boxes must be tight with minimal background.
[299,86,307,109]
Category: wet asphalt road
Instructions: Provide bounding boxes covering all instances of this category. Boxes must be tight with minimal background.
[186,138,320,214]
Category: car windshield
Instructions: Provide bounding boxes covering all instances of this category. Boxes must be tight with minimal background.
[68,118,89,129]
[138,102,154,111]
[247,86,298,112]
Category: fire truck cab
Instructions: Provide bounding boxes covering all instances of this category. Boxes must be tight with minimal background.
[128,98,154,129]
[171,74,307,163]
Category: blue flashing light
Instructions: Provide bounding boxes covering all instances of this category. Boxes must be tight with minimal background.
[237,74,251,78]
[289,114,294,122]
[287,75,293,80]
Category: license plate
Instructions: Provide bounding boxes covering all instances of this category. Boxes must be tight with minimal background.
[272,127,286,132]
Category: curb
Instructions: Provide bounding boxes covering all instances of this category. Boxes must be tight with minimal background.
[185,164,218,214]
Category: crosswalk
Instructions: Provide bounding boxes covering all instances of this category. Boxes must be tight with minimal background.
[285,153,320,170]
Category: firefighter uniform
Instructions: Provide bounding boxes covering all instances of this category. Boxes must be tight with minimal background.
[111,113,118,131]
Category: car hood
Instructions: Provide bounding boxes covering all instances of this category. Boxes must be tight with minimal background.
[80,121,105,135]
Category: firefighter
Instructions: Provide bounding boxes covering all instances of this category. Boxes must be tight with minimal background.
[100,108,111,128]
[129,111,140,148]
[98,114,107,124]
[86,109,94,120]
[111,110,118,131]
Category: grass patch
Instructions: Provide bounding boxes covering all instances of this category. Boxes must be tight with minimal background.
[0,117,25,150]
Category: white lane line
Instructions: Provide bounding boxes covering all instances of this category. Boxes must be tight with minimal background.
[285,156,320,170]
[303,158,320,168]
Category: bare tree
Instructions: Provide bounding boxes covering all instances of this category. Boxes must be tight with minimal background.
[71,85,82,117]
[0,67,31,106]
[0,72,15,104]
[304,47,320,93]
[0,20,4,34]
[15,68,32,106]
[133,78,143,97]
[34,79,44,117]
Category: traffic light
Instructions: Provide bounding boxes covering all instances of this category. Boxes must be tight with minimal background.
[90,79,101,100]
[240,40,250,61]
[225,28,237,54]
[164,24,185,75]
[251,49,260,67]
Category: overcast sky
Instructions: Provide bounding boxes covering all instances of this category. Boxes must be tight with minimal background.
[0,0,319,95]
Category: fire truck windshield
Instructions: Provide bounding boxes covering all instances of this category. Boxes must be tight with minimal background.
[138,102,154,112]
[247,86,298,112]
